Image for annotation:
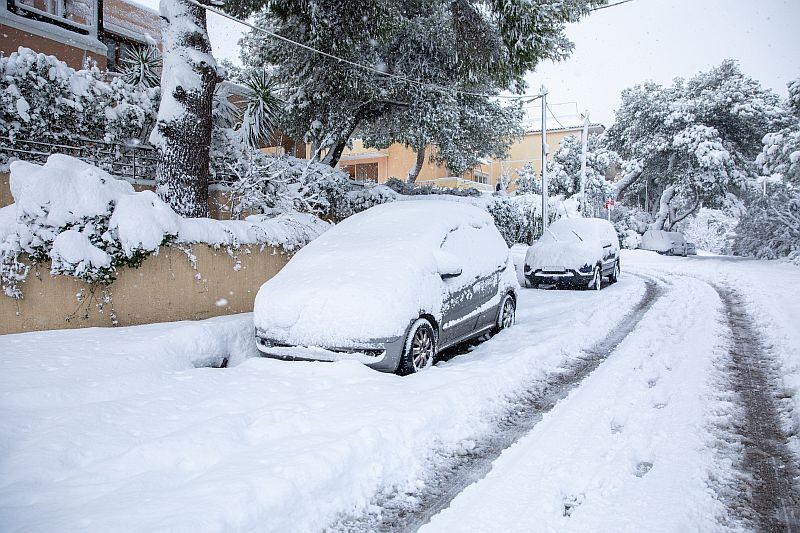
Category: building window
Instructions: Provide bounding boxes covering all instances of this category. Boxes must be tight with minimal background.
[342,162,379,183]
[103,33,145,72]
[13,0,94,31]
[473,172,489,185]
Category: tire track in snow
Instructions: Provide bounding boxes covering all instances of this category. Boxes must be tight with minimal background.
[331,275,664,533]
[713,283,800,531]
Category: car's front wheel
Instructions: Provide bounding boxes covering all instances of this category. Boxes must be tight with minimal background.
[397,318,437,375]
[609,261,620,283]
[493,293,516,334]
[588,266,602,291]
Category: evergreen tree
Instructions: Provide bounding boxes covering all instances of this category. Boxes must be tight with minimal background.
[605,61,788,230]
[231,0,603,170]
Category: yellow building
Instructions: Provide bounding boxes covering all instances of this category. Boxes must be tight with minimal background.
[336,123,604,192]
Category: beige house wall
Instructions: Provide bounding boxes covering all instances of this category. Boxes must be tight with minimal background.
[1,244,289,335]
[336,126,599,192]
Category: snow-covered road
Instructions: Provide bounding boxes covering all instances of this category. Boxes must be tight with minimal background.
[1,251,798,531]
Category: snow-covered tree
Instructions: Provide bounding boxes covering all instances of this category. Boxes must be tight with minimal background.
[232,0,602,170]
[605,61,788,230]
[513,163,541,195]
[734,78,800,262]
[150,0,224,218]
[546,133,618,213]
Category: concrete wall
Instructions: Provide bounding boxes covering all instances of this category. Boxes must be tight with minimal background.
[0,172,10,208]
[1,244,290,335]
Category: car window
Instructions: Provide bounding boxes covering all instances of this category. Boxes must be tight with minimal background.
[441,224,508,283]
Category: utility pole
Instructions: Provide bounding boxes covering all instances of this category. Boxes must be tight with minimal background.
[579,110,589,217]
[541,85,549,232]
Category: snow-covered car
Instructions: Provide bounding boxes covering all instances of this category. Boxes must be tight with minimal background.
[640,230,687,256]
[686,241,697,255]
[523,217,620,290]
[253,201,519,374]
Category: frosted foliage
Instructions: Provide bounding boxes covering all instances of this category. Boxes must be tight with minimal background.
[225,155,352,219]
[0,47,159,149]
[679,208,738,254]
[735,78,800,261]
[235,0,600,168]
[605,60,789,237]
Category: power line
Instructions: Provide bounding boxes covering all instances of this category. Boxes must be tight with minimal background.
[546,104,568,129]
[590,0,638,12]
[185,0,543,102]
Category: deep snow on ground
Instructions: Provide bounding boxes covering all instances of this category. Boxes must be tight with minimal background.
[0,250,798,531]
[0,272,644,531]
[422,272,731,532]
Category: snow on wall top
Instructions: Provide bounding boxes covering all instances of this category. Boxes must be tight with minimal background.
[2,155,329,253]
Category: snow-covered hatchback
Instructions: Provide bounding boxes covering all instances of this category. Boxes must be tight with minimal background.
[524,217,621,290]
[254,200,519,374]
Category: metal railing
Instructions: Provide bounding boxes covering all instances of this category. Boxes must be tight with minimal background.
[0,138,238,184]
[0,137,159,182]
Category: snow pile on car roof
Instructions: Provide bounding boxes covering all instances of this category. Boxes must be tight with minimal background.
[254,200,510,346]
[525,218,616,272]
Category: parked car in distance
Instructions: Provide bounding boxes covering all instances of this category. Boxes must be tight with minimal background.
[686,241,697,255]
[523,217,621,290]
[640,230,688,256]
[253,201,519,375]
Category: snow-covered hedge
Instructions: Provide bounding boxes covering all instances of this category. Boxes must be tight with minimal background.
[0,47,159,151]
[223,155,353,219]
[0,155,329,298]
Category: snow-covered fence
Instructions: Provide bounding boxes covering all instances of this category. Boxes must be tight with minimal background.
[0,244,289,335]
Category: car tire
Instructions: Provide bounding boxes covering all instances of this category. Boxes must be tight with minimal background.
[397,318,437,376]
[609,261,620,283]
[493,293,516,334]
[588,266,601,291]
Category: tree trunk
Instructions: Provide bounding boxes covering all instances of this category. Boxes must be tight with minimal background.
[149,0,219,218]
[612,168,642,201]
[407,144,425,184]
[649,185,676,230]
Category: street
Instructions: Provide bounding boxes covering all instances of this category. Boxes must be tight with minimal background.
[1,250,799,531]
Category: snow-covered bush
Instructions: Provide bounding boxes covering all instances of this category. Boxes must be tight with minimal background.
[334,185,399,221]
[1,155,329,298]
[610,204,652,249]
[225,155,351,219]
[513,163,541,195]
[734,77,800,261]
[679,208,739,254]
[734,182,800,263]
[0,47,159,151]
[384,177,482,197]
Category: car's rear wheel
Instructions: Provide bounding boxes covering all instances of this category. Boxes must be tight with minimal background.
[397,319,437,375]
[494,293,516,333]
[588,266,601,291]
[609,261,620,283]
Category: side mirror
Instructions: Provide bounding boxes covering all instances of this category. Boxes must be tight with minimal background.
[435,250,462,280]
[440,269,462,280]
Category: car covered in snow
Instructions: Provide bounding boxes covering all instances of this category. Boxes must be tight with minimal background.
[640,230,688,256]
[686,241,697,255]
[253,201,519,374]
[523,217,620,290]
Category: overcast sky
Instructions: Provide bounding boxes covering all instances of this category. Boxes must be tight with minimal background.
[133,0,799,126]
